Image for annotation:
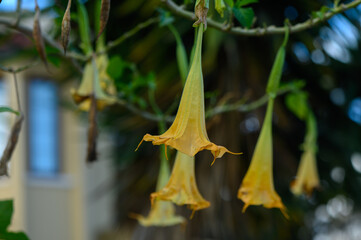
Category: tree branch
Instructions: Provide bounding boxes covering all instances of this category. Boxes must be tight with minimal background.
[116,84,297,123]
[0,17,83,73]
[164,0,361,36]
[99,17,159,55]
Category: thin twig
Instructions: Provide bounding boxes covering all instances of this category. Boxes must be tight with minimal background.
[12,73,22,112]
[14,0,22,26]
[0,17,83,73]
[116,85,297,123]
[0,114,24,177]
[0,61,39,74]
[206,84,298,118]
[0,71,25,177]
[99,17,159,55]
[164,0,361,36]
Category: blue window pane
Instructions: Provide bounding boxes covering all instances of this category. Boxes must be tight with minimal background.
[0,0,53,12]
[0,80,10,154]
[28,80,59,175]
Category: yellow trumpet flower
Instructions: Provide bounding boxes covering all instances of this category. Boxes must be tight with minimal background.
[290,149,320,196]
[151,151,210,216]
[71,56,116,111]
[237,100,287,217]
[291,113,320,196]
[137,24,239,163]
[132,146,185,227]
[133,200,185,227]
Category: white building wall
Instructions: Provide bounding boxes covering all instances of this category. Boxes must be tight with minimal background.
[0,71,116,240]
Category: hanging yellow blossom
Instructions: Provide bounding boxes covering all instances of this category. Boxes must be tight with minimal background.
[237,100,287,217]
[290,149,320,196]
[151,151,210,216]
[133,199,185,227]
[238,27,289,217]
[137,24,239,163]
[132,147,185,227]
[71,56,116,111]
[291,113,320,196]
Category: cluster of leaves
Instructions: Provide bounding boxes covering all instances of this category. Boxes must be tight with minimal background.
[107,56,156,109]
[184,0,259,28]
[0,107,19,116]
[0,200,29,240]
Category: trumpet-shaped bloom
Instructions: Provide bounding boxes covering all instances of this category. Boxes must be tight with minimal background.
[237,100,287,217]
[291,113,320,196]
[137,24,239,162]
[151,151,210,214]
[132,200,185,227]
[133,147,185,227]
[71,56,116,111]
[290,149,320,196]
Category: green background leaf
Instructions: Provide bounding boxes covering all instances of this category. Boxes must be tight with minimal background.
[0,232,30,240]
[235,0,258,8]
[0,107,19,115]
[0,200,13,233]
[285,92,309,120]
[232,7,254,28]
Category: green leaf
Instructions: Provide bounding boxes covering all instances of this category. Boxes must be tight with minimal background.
[266,29,288,95]
[279,79,306,91]
[195,0,209,9]
[47,55,61,67]
[168,25,189,83]
[235,0,258,8]
[0,232,30,240]
[0,107,19,115]
[107,56,126,79]
[215,0,226,17]
[0,200,13,233]
[311,6,330,19]
[157,8,174,27]
[224,0,234,7]
[285,92,309,120]
[77,0,92,55]
[232,7,254,28]
[46,46,62,67]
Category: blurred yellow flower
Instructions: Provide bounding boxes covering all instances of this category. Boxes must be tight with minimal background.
[290,149,320,196]
[132,146,185,227]
[151,151,210,216]
[291,113,320,196]
[71,56,116,111]
[132,200,185,227]
[237,100,287,217]
[137,24,239,163]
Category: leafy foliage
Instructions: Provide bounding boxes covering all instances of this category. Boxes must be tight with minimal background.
[0,107,19,116]
[232,0,258,28]
[0,200,30,240]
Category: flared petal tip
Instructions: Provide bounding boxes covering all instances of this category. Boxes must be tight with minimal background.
[129,212,186,227]
[237,187,288,219]
[290,179,320,197]
[70,89,116,111]
[143,134,169,145]
[151,191,210,214]
[210,145,242,166]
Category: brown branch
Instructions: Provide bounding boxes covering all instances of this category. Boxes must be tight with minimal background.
[86,94,98,163]
[164,0,361,36]
[115,85,297,123]
[99,17,159,55]
[0,115,24,177]
[0,61,39,74]
[0,17,83,73]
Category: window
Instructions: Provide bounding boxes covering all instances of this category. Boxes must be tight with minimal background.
[28,79,59,176]
[0,0,54,12]
[0,79,10,155]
